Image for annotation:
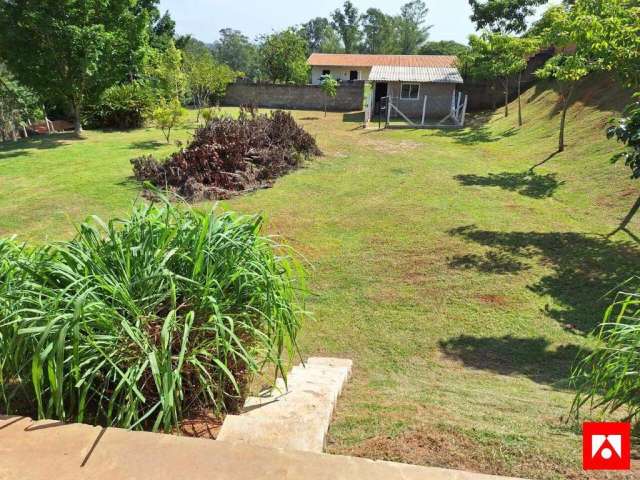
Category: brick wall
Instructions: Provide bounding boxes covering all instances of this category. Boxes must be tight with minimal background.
[221,82,365,112]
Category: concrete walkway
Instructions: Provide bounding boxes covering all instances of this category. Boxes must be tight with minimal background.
[218,357,352,452]
[0,415,523,480]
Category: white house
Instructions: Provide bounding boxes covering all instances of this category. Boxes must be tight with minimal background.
[307,53,464,119]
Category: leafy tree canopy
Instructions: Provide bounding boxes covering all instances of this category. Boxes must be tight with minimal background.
[300,17,344,54]
[397,0,432,54]
[211,29,259,79]
[259,30,309,84]
[469,0,549,33]
[0,0,151,133]
[331,1,363,53]
[361,9,399,54]
[420,41,469,56]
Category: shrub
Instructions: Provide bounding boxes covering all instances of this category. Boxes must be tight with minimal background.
[572,280,640,423]
[149,98,186,143]
[132,109,321,201]
[0,198,304,431]
[91,81,155,129]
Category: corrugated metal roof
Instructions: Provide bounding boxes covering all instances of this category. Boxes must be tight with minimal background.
[368,65,463,84]
[307,53,457,68]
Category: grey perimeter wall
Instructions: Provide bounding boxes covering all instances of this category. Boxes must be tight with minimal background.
[222,82,364,112]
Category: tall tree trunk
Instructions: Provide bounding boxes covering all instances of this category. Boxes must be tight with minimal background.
[504,77,509,117]
[72,101,83,135]
[558,83,574,153]
[517,72,523,127]
[609,195,640,237]
[490,83,496,111]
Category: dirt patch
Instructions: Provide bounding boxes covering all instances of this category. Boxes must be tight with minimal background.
[177,414,223,440]
[341,426,632,480]
[477,294,509,306]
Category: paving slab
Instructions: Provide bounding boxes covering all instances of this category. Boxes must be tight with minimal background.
[0,418,524,480]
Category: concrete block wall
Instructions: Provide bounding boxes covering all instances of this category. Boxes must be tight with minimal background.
[222,82,365,112]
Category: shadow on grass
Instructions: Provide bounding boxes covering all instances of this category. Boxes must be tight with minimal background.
[0,133,82,159]
[343,111,364,123]
[436,125,519,145]
[448,225,640,333]
[129,140,165,151]
[439,335,584,386]
[454,171,564,199]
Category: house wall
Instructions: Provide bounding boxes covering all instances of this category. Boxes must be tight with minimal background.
[311,66,372,84]
[386,82,456,118]
[222,82,365,111]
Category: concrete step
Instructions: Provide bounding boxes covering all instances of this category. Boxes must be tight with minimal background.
[0,414,526,480]
[217,357,352,453]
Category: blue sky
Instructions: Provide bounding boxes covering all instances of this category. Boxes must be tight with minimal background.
[158,0,555,45]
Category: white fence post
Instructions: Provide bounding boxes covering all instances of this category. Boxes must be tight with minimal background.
[421,95,428,125]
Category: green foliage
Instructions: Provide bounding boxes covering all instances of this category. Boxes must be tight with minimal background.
[320,75,339,117]
[299,17,344,54]
[0,0,150,133]
[469,0,549,33]
[259,30,309,84]
[149,98,186,143]
[145,41,187,101]
[211,29,259,80]
[0,200,304,431]
[184,49,239,112]
[331,1,363,53]
[572,281,640,423]
[608,96,640,179]
[361,9,399,54]
[0,65,41,141]
[397,0,432,54]
[90,81,155,129]
[420,40,469,56]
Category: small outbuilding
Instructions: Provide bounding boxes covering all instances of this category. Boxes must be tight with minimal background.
[307,53,467,126]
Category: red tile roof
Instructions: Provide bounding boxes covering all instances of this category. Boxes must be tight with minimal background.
[307,53,457,68]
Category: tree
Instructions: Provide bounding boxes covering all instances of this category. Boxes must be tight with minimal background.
[512,37,541,126]
[361,9,399,54]
[607,97,640,236]
[0,65,41,141]
[535,4,593,152]
[149,98,185,143]
[300,18,343,54]
[320,74,338,117]
[0,0,150,134]
[331,1,362,54]
[397,0,432,54]
[462,33,526,118]
[259,30,309,84]
[150,10,176,49]
[211,29,259,79]
[420,41,469,56]
[468,0,549,33]
[183,50,239,121]
[145,41,187,100]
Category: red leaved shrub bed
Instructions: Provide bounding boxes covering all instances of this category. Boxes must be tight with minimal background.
[131,108,322,201]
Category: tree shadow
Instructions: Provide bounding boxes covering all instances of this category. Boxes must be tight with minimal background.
[439,335,585,387]
[454,171,564,199]
[448,225,640,333]
[128,140,165,151]
[0,133,81,157]
[436,125,518,145]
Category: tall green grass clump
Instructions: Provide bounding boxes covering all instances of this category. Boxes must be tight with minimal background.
[0,199,304,432]
[572,281,640,423]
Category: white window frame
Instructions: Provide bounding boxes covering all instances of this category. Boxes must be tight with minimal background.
[400,83,420,100]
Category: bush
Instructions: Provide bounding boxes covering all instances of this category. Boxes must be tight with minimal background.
[572,280,640,423]
[90,81,155,129]
[0,199,304,431]
[132,108,322,201]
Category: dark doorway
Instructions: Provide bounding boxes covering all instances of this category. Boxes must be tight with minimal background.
[374,82,388,116]
[350,70,359,81]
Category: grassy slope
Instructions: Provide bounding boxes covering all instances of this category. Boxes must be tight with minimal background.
[0,76,638,478]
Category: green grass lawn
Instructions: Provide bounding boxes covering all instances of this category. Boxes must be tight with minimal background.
[1,77,639,479]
